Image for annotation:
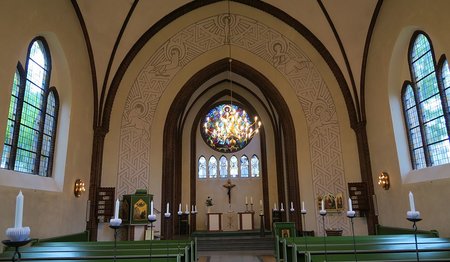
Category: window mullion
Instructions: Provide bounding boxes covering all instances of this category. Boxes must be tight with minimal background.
[413,84,432,167]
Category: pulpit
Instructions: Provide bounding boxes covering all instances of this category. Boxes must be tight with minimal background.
[238,211,254,230]
[207,213,222,231]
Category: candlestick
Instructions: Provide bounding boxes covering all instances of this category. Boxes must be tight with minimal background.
[114,199,120,220]
[15,191,23,228]
[150,201,154,216]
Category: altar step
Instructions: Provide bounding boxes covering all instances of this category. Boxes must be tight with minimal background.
[196,235,275,255]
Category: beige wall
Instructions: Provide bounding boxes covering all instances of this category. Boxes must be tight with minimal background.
[366,0,450,237]
[0,0,93,240]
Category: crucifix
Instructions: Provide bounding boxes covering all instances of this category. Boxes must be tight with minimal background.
[223,179,236,204]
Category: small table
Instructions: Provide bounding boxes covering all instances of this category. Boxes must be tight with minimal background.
[207,213,222,231]
[238,211,254,230]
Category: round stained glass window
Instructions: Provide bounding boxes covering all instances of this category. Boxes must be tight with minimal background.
[201,103,256,153]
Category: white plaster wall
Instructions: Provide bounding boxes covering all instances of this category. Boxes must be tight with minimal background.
[366,0,450,237]
[0,0,93,240]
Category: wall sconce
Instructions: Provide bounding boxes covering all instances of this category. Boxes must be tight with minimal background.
[74,179,86,197]
[378,172,390,190]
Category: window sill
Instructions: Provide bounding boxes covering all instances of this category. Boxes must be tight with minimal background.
[0,169,62,192]
[402,163,450,184]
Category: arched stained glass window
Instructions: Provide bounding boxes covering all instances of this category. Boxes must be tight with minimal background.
[251,155,260,177]
[240,155,249,177]
[442,60,450,112]
[402,32,450,169]
[198,156,207,178]
[219,156,228,178]
[200,104,256,153]
[230,155,238,177]
[208,156,217,178]
[1,37,59,176]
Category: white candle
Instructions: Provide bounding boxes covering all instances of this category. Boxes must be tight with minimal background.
[166,202,169,214]
[194,205,197,213]
[150,201,154,216]
[245,196,248,204]
[114,199,120,219]
[409,191,416,212]
[280,203,284,210]
[290,202,294,210]
[186,204,189,213]
[250,197,253,204]
[321,199,325,211]
[301,201,305,211]
[15,191,23,228]
[274,203,277,210]
[260,200,263,208]
[178,203,181,213]
[348,198,353,212]
[191,205,194,212]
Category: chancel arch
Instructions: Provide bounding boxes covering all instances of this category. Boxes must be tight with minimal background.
[104,1,361,239]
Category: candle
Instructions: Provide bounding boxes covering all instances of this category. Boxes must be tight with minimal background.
[15,191,23,228]
[250,197,253,204]
[290,202,294,210]
[195,205,197,213]
[321,199,325,211]
[273,203,277,210]
[302,201,305,211]
[409,191,416,212]
[191,205,194,212]
[348,198,353,212]
[245,196,248,204]
[186,204,189,213]
[178,203,181,213]
[260,200,263,208]
[114,199,120,219]
[166,202,169,214]
[150,201,154,216]
[280,202,284,210]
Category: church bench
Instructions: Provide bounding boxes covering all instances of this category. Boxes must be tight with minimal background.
[376,224,439,237]
[1,240,194,262]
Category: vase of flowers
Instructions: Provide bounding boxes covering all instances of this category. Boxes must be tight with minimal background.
[205,196,213,213]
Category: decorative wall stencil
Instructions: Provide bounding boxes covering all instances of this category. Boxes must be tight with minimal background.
[117,13,349,234]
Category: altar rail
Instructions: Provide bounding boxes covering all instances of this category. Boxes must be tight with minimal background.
[0,239,195,262]
[276,234,450,262]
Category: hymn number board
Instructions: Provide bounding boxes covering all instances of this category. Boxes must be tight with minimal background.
[96,187,115,223]
[348,182,369,217]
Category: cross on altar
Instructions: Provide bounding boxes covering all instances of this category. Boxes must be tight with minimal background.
[223,179,236,204]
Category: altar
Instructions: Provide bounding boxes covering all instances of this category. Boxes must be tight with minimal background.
[207,211,254,231]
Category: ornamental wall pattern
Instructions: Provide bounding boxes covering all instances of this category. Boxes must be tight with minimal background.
[117,14,349,234]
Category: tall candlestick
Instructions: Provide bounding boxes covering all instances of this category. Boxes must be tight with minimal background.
[409,191,416,212]
[245,196,248,204]
[348,198,353,212]
[114,199,120,219]
[321,199,325,211]
[166,202,170,214]
[15,191,24,228]
[150,201,154,216]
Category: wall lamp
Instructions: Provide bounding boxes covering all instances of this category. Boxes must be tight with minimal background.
[74,179,86,197]
[378,172,390,190]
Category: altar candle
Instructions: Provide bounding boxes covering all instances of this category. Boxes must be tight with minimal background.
[114,198,120,219]
[250,197,253,204]
[166,202,170,214]
[274,203,277,210]
[321,199,325,211]
[348,198,353,212]
[191,205,194,212]
[290,202,294,210]
[178,203,181,213]
[409,191,416,212]
[280,202,284,210]
[186,204,189,213]
[260,200,263,208]
[302,201,305,211]
[245,196,248,204]
[150,201,154,216]
[195,205,197,213]
[15,191,23,228]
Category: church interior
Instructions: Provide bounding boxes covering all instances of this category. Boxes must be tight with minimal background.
[1,0,450,261]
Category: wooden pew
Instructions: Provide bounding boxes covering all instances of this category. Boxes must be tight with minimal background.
[0,239,194,262]
[284,235,450,262]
